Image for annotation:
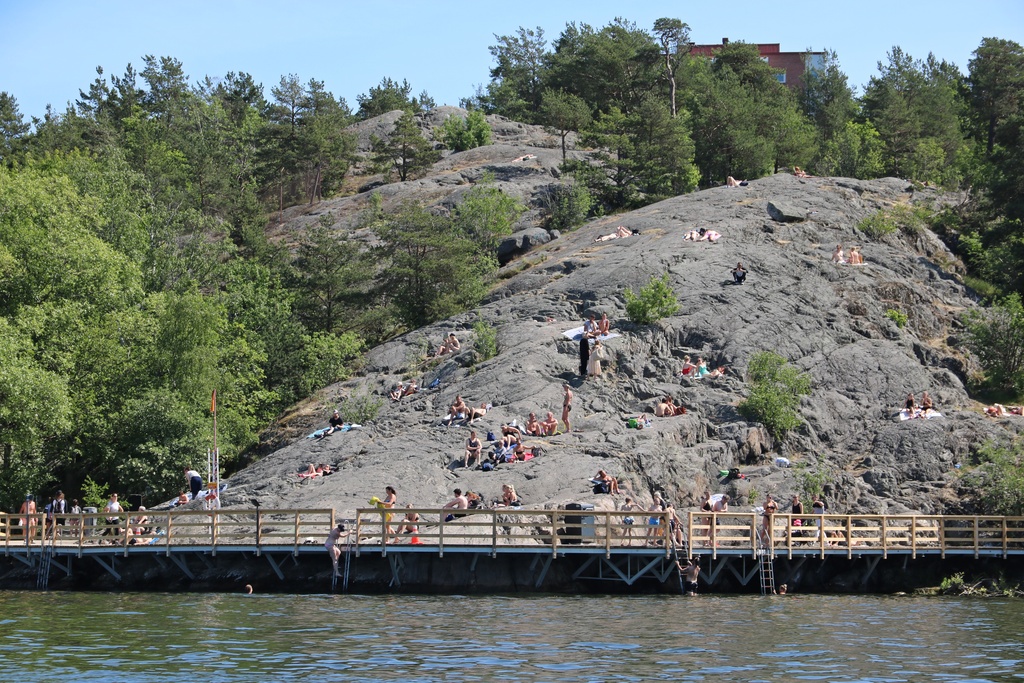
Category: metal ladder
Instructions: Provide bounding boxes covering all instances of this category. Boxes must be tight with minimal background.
[36,543,53,590]
[756,533,776,595]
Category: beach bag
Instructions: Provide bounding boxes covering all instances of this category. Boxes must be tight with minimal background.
[481,462,494,472]
[593,482,611,494]
[627,418,638,429]
[486,431,496,442]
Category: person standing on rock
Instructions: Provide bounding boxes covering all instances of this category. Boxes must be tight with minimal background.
[561,384,573,433]
[185,467,203,500]
[587,339,605,378]
[578,333,590,377]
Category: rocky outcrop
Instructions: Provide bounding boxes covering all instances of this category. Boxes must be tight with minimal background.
[226,173,1020,522]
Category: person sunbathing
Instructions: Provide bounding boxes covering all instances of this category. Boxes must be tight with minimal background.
[920,391,934,411]
[524,412,543,436]
[726,176,747,187]
[680,355,697,377]
[499,423,522,449]
[986,404,1024,417]
[402,380,418,397]
[498,484,521,507]
[683,229,702,241]
[848,246,864,265]
[466,402,488,424]
[594,226,634,242]
[794,166,811,178]
[436,332,461,356]
[512,153,536,162]
[389,382,406,401]
[665,397,686,415]
[831,244,846,264]
[464,431,483,468]
[697,227,721,242]
[395,505,420,535]
[904,393,917,411]
[599,313,611,335]
[732,262,747,284]
[695,358,726,378]
[541,411,558,435]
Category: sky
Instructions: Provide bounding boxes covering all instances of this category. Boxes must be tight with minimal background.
[2,0,1022,122]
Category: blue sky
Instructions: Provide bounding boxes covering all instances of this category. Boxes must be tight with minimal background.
[2,0,1021,122]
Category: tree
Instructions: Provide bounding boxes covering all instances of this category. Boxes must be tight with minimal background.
[816,120,885,178]
[483,27,549,123]
[652,18,691,118]
[738,351,812,439]
[357,77,427,119]
[541,89,591,161]
[373,202,488,328]
[370,111,440,182]
[0,92,29,165]
[292,218,373,334]
[968,38,1024,157]
[963,293,1024,393]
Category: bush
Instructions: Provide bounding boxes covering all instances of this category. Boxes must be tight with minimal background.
[738,351,812,439]
[885,308,908,328]
[624,274,679,325]
[858,204,930,239]
[473,320,498,362]
[339,390,384,425]
[962,293,1024,394]
[961,439,1024,516]
[545,180,594,232]
[436,110,491,152]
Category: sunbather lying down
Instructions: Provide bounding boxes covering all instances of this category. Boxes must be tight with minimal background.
[986,404,1023,417]
[594,226,638,242]
[683,227,721,242]
[512,154,537,162]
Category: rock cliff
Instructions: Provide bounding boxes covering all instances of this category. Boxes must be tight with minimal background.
[221,118,1021,520]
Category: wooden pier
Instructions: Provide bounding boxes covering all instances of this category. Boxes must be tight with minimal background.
[2,509,1023,592]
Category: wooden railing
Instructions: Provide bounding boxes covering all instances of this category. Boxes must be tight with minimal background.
[0,509,335,556]
[3,509,1023,558]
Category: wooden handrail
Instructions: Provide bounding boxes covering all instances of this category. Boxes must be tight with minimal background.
[3,510,1023,557]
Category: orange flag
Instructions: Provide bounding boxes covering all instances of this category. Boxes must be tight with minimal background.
[211,389,217,414]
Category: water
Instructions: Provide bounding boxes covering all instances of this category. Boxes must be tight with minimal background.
[1,592,1022,682]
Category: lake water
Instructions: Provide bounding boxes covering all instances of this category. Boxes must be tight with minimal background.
[1,592,1022,682]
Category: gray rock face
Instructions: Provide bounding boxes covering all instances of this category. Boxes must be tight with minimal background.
[225,174,1020,523]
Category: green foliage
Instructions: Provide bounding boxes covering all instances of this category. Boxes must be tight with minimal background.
[795,460,828,501]
[80,476,110,510]
[885,308,909,328]
[473,320,498,362]
[544,180,594,231]
[857,204,930,240]
[339,390,383,424]
[738,352,813,439]
[437,110,491,152]
[815,121,886,179]
[541,89,591,160]
[452,173,525,253]
[939,572,966,593]
[624,274,679,325]
[370,111,441,181]
[962,439,1024,515]
[298,331,364,396]
[963,293,1024,394]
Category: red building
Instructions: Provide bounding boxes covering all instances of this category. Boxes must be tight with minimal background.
[690,38,825,90]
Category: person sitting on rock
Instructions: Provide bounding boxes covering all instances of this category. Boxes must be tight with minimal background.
[697,227,721,242]
[324,409,345,435]
[904,393,917,412]
[680,355,697,377]
[732,262,747,284]
[920,391,935,412]
[583,313,599,337]
[448,395,468,421]
[655,397,672,417]
[794,166,811,178]
[388,382,406,401]
[436,332,461,357]
[524,412,543,436]
[599,313,611,336]
[831,244,846,264]
[986,404,1024,417]
[726,176,747,187]
[464,430,483,468]
[499,423,522,450]
[541,411,558,436]
[498,484,521,507]
[848,246,864,265]
[593,469,621,494]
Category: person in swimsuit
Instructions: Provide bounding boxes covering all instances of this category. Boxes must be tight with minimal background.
[599,313,611,336]
[382,486,397,537]
[464,431,483,468]
[325,523,347,574]
[541,411,558,436]
[524,412,543,436]
[561,384,573,433]
[677,556,700,596]
[761,494,778,545]
[395,504,420,536]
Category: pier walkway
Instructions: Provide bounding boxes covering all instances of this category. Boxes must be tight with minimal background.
[3,509,1022,590]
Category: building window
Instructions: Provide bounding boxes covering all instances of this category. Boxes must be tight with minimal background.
[776,71,786,84]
